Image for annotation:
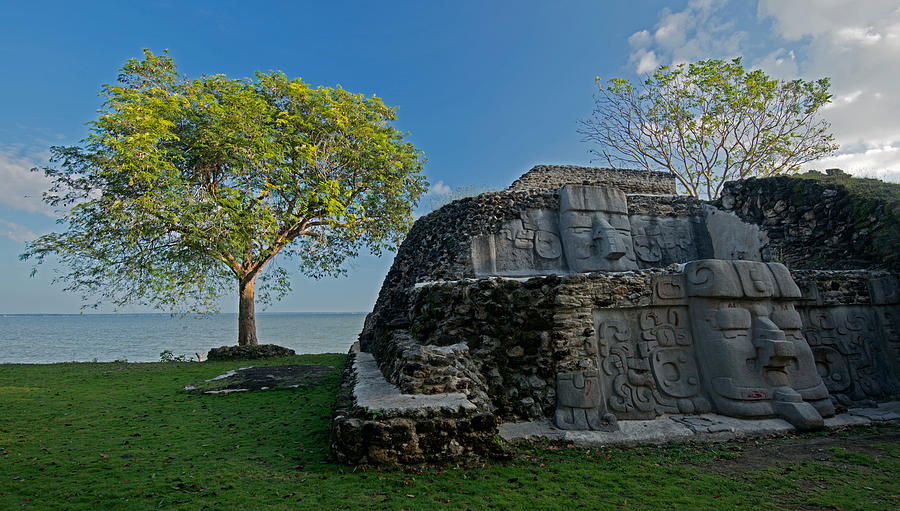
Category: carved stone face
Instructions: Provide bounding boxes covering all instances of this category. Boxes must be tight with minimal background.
[686,261,798,378]
[471,208,566,276]
[562,212,629,260]
[683,259,831,427]
[558,185,637,272]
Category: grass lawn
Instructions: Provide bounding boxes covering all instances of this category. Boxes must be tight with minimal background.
[1,355,897,510]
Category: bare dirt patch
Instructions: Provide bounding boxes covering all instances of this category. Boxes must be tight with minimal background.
[698,423,899,477]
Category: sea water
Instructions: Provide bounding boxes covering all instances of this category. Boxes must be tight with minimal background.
[0,313,366,364]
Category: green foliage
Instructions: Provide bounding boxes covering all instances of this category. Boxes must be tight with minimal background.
[21,50,427,340]
[580,58,838,199]
[159,349,189,362]
[1,359,897,510]
[158,349,204,362]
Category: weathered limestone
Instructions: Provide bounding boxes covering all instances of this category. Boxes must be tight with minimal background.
[718,172,900,271]
[793,271,900,407]
[332,165,900,464]
[682,260,831,429]
[559,185,637,272]
[500,400,900,447]
[509,165,677,194]
[555,370,617,431]
[331,343,500,464]
[470,184,764,278]
[471,208,566,276]
[702,205,767,261]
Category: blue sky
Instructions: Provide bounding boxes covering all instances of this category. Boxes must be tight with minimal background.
[1,0,898,313]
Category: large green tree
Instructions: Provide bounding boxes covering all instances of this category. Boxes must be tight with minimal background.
[22,50,427,346]
[579,58,838,199]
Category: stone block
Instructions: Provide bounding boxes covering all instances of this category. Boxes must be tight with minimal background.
[684,259,743,297]
[849,401,900,422]
[869,276,900,305]
[703,204,765,261]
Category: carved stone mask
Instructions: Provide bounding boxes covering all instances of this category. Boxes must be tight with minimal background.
[558,185,637,272]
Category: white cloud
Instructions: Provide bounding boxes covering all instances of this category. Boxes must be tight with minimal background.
[753,48,798,79]
[757,0,900,175]
[0,145,54,216]
[835,26,883,46]
[625,0,900,178]
[0,218,36,243]
[627,0,744,72]
[653,9,692,50]
[810,144,900,182]
[757,1,900,41]
[821,90,863,110]
[628,30,652,49]
[428,180,451,195]
[633,50,660,74]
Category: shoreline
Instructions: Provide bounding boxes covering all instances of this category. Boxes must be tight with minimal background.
[0,311,368,316]
[0,352,348,366]
[0,313,364,365]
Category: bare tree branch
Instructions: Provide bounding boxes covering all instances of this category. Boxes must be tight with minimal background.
[578,58,837,199]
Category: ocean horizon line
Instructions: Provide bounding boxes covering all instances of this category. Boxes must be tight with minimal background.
[1,313,367,364]
[0,311,368,316]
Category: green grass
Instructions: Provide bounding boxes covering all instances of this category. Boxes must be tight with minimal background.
[2,356,897,510]
[750,455,898,510]
[795,169,900,202]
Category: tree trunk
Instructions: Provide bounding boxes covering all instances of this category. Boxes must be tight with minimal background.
[237,276,258,346]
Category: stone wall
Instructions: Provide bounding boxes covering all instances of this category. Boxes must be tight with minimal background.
[361,186,718,363]
[360,188,558,362]
[389,268,900,419]
[334,166,900,465]
[509,165,676,195]
[331,345,500,464]
[335,265,900,463]
[719,173,900,271]
[403,272,660,421]
[792,271,900,406]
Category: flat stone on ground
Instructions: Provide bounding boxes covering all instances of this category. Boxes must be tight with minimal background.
[184,364,332,394]
[499,402,900,447]
[849,401,900,421]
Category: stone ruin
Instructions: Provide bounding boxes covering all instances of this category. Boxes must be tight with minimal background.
[331,165,900,464]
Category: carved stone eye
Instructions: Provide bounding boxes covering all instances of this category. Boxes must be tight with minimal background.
[534,230,562,259]
[717,307,751,330]
[771,308,803,330]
